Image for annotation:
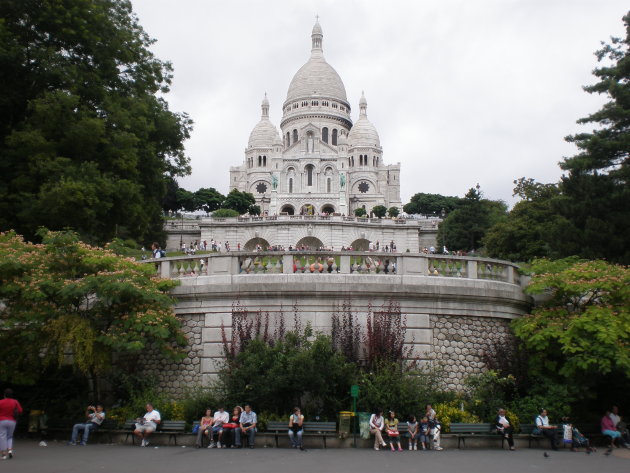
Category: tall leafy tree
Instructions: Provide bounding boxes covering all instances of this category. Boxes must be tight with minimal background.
[403,192,462,216]
[557,11,630,264]
[223,189,256,214]
[0,0,192,245]
[437,187,507,251]
[194,187,225,214]
[0,230,187,395]
[371,205,387,218]
[484,178,563,262]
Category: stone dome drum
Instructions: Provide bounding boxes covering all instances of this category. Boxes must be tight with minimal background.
[248,119,281,148]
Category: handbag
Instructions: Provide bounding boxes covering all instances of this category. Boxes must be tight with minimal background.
[386,429,400,436]
[222,422,238,429]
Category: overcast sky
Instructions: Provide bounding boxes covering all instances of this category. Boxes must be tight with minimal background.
[131,0,627,206]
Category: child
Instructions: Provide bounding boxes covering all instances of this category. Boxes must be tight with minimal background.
[407,415,419,450]
[385,411,402,451]
[419,416,430,450]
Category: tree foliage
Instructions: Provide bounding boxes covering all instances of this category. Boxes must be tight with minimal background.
[0,229,187,385]
[403,193,462,216]
[371,205,387,218]
[556,12,630,264]
[512,257,630,381]
[387,207,400,218]
[354,207,367,217]
[484,178,563,261]
[223,189,256,214]
[437,188,507,251]
[0,0,192,245]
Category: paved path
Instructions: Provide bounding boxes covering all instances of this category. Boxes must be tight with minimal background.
[3,440,629,473]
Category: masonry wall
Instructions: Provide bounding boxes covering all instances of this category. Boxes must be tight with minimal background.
[139,273,528,399]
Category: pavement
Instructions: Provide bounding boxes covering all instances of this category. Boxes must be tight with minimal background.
[3,440,629,473]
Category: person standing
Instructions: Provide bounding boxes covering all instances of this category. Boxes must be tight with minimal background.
[68,404,106,445]
[235,404,257,448]
[0,389,22,460]
[288,407,304,449]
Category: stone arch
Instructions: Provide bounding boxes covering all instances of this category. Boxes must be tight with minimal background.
[244,237,270,251]
[350,238,370,251]
[300,203,315,215]
[296,236,324,250]
[321,204,335,214]
[280,204,295,215]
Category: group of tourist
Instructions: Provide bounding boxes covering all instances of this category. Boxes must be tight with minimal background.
[369,404,444,452]
[195,405,258,449]
[3,386,630,458]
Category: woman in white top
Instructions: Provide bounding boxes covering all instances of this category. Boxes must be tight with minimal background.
[369,409,386,451]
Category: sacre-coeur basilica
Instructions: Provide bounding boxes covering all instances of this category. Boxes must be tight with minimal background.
[230,19,402,217]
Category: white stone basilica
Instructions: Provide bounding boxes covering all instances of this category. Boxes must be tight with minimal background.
[230,20,402,217]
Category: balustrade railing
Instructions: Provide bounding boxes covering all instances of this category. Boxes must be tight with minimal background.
[143,252,519,284]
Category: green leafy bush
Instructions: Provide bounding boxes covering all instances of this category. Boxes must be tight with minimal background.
[433,400,480,432]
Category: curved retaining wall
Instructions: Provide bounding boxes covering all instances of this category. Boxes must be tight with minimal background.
[138,253,530,397]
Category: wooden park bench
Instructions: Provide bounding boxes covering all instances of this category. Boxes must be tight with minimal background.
[449,423,504,449]
[122,419,186,445]
[265,421,337,448]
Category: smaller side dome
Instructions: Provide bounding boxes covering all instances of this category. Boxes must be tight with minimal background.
[248,93,281,148]
[347,92,380,148]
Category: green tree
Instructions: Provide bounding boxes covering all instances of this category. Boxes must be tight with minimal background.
[0,0,192,245]
[223,189,256,214]
[437,188,507,251]
[484,178,562,261]
[403,193,462,216]
[371,205,387,218]
[0,229,187,393]
[512,257,630,381]
[387,207,400,218]
[176,188,196,212]
[556,12,630,264]
[248,204,261,216]
[194,187,224,214]
[354,208,367,217]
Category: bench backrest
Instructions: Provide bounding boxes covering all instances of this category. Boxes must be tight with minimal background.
[160,420,186,432]
[520,423,538,434]
[98,419,117,430]
[266,421,287,432]
[449,423,494,434]
[123,419,136,430]
[303,421,336,433]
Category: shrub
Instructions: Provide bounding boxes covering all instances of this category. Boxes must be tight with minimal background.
[433,400,480,432]
[212,208,240,218]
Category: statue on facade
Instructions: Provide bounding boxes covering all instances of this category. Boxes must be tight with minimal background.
[340,173,346,189]
[272,174,278,190]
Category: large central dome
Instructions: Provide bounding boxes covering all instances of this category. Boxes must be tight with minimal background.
[284,20,348,105]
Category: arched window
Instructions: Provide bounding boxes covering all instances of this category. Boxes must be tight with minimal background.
[286,132,290,146]
[263,156,267,167]
[306,164,314,186]
[327,177,331,193]
[258,156,262,166]
[293,129,298,143]
[289,178,293,193]
[322,127,328,143]
[332,129,338,145]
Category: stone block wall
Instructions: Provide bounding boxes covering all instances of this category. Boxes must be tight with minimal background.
[431,314,512,390]
[137,314,204,398]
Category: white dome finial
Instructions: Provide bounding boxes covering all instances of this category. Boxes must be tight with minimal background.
[311,16,323,53]
[359,91,367,116]
[261,93,269,118]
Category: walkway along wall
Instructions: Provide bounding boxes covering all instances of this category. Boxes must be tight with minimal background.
[139,252,530,398]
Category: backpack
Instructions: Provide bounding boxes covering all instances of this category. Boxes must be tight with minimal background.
[160,249,166,258]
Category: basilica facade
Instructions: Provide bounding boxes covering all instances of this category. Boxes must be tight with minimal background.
[229,20,402,216]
